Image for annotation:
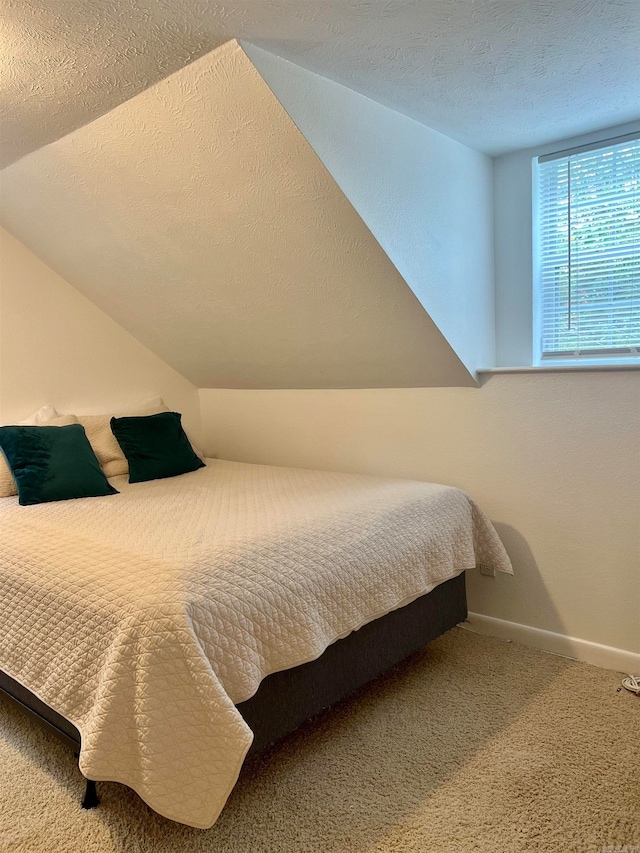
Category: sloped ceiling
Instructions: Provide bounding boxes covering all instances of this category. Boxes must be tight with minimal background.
[2,0,639,168]
[246,44,495,379]
[0,40,473,390]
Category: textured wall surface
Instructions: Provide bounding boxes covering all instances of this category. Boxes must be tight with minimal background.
[200,374,640,656]
[0,228,202,440]
[0,40,473,390]
[246,45,495,375]
[2,0,638,167]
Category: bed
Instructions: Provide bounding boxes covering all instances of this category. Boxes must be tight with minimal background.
[0,459,512,827]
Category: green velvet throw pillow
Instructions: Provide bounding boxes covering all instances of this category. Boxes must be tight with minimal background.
[110,411,204,484]
[0,424,119,506]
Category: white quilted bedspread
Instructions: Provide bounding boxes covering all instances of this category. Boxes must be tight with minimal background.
[0,459,512,827]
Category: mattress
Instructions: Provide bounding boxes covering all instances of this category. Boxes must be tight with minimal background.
[0,459,512,827]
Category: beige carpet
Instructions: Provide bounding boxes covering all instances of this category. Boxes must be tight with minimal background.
[1,629,638,853]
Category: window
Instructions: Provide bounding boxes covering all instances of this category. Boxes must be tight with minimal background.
[534,134,640,363]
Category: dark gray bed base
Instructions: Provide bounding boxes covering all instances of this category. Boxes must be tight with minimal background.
[0,572,466,809]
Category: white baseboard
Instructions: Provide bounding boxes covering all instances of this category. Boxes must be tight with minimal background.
[462,612,640,674]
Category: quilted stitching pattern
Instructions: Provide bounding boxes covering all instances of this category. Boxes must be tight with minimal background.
[0,460,512,827]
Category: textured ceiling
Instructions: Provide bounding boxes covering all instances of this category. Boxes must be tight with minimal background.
[0,40,473,390]
[2,0,639,168]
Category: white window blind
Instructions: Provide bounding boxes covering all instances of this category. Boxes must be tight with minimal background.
[535,135,640,360]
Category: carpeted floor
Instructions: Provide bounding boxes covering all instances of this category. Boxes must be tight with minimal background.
[0,628,638,853]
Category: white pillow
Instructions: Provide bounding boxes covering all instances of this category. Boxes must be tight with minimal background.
[73,398,168,479]
[0,412,79,498]
[18,404,59,425]
[70,397,203,479]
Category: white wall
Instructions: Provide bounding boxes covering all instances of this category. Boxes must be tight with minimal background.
[200,377,640,658]
[244,44,495,376]
[0,40,472,391]
[494,120,640,367]
[0,228,202,441]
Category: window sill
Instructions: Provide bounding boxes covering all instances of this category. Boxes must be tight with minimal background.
[478,364,640,375]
